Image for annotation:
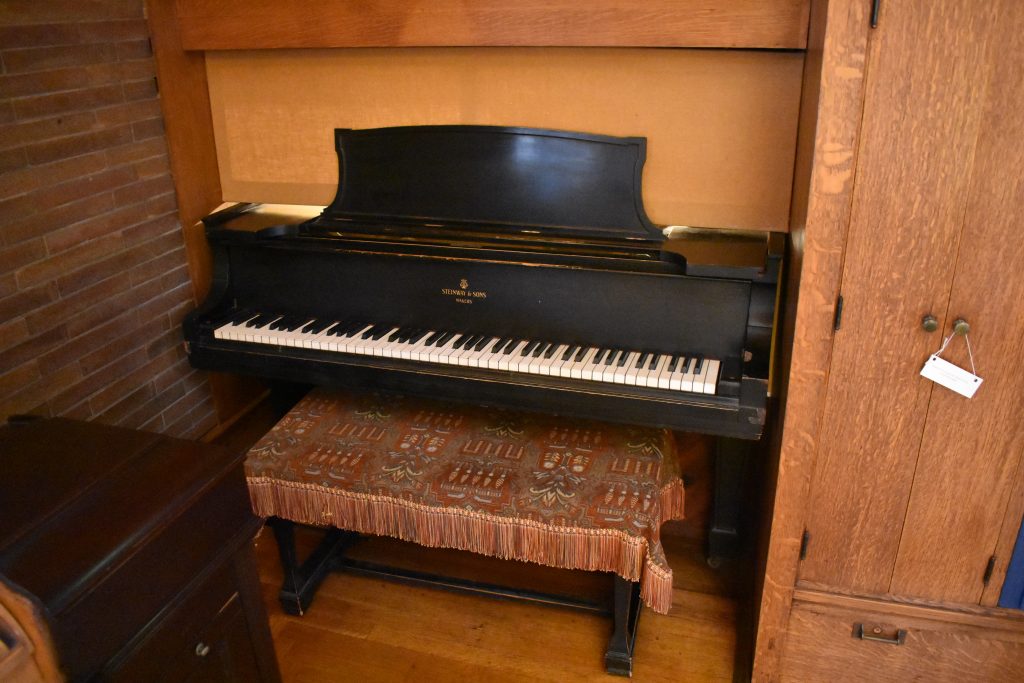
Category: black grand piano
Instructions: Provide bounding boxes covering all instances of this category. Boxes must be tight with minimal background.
[184,125,782,559]
[185,126,781,435]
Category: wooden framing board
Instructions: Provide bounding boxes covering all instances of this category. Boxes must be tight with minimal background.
[750,0,871,678]
[175,0,810,51]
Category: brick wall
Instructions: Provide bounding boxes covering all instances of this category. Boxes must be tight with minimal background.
[0,0,218,438]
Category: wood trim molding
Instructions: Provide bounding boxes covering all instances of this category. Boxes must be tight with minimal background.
[174,0,810,50]
[794,587,1024,636]
[147,0,265,424]
[750,1,872,679]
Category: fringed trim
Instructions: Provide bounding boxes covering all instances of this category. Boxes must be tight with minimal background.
[248,476,684,615]
[658,478,686,524]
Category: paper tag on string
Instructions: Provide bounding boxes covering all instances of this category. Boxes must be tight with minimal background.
[920,354,983,398]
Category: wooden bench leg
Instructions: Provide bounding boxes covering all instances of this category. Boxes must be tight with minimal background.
[268,517,355,616]
[604,575,641,677]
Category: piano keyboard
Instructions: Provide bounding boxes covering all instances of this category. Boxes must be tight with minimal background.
[213,312,721,395]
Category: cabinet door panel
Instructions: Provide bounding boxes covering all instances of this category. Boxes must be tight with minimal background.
[800,0,997,593]
[890,0,1024,603]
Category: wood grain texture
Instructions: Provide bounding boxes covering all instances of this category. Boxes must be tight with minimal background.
[175,0,810,51]
[146,0,265,426]
[750,1,871,679]
[254,529,738,683]
[780,596,1024,682]
[798,0,998,594]
[205,48,804,231]
[891,0,1024,604]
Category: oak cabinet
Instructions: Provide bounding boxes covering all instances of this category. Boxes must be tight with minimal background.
[756,0,1024,679]
[798,0,1024,606]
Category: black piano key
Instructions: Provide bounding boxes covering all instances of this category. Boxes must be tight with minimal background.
[531,342,548,358]
[522,340,539,356]
[636,352,649,369]
[592,349,607,364]
[543,343,558,359]
[502,340,519,355]
[693,355,705,374]
[562,345,577,362]
[473,337,490,352]
[408,329,431,344]
[574,346,588,362]
[388,328,404,342]
[464,334,482,349]
[371,326,392,341]
[667,355,680,373]
[228,309,256,324]
[452,334,469,349]
[616,351,629,367]
[491,338,507,353]
[360,324,381,339]
[436,332,456,346]
[424,331,444,345]
[300,319,320,333]
[244,313,271,328]
[285,317,311,332]
[604,350,619,366]
[333,321,362,337]
[649,353,660,370]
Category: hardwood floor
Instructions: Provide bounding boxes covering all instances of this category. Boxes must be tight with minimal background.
[220,399,739,681]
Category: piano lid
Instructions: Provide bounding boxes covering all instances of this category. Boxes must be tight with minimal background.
[318,125,662,241]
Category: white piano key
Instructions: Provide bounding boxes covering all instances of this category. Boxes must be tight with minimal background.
[615,351,641,384]
[646,355,671,389]
[581,349,606,381]
[570,348,599,379]
[498,341,527,371]
[541,344,570,376]
[679,358,696,392]
[599,351,621,383]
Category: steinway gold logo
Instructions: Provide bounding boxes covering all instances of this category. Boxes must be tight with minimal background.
[441,277,487,305]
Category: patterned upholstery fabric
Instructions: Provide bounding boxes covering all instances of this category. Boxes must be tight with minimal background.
[246,388,685,614]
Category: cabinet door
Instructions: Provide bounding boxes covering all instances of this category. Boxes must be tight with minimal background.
[799,1,998,593]
[889,0,1024,603]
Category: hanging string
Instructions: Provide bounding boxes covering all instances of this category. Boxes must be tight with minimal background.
[934,330,979,375]
[964,333,978,375]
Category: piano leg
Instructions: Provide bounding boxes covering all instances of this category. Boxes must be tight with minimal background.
[604,575,641,677]
[706,437,753,567]
[268,517,355,615]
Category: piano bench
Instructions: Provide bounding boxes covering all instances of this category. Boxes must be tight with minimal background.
[245,388,686,676]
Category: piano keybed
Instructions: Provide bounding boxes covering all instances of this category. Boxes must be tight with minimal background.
[214,311,721,396]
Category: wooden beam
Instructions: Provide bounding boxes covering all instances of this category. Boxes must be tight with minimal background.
[175,0,810,50]
[147,0,265,425]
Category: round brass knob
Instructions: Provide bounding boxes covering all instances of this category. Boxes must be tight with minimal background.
[922,315,938,332]
[195,642,211,657]
[953,318,970,336]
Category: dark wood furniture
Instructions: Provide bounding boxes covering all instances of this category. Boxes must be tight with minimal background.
[0,417,281,683]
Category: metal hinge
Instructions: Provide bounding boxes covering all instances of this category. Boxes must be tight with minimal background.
[983,555,996,586]
[871,0,882,28]
[799,529,810,560]
[833,295,844,331]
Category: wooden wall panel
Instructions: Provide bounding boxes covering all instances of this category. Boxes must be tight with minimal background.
[176,0,810,51]
[890,0,1024,604]
[798,0,998,594]
[205,48,804,231]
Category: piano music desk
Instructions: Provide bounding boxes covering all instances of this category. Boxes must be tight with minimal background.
[245,388,692,676]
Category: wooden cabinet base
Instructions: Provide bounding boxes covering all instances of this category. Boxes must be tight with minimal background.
[779,592,1024,682]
